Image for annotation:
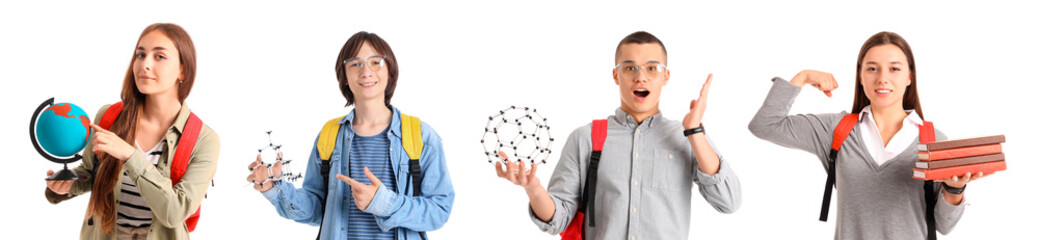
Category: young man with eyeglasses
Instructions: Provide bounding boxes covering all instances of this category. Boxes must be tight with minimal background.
[494,31,741,240]
[249,31,454,240]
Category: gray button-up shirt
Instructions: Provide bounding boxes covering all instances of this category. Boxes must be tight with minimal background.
[530,108,741,240]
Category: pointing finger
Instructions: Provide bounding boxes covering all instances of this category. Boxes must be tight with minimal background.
[336,174,363,188]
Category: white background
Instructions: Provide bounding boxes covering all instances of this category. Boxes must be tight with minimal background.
[2,1,1036,239]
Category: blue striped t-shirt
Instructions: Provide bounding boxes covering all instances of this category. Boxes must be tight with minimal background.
[347,127,396,240]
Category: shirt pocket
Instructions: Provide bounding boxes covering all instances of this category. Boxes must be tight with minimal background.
[649,150,691,189]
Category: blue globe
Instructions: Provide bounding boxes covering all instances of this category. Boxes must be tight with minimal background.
[35,103,92,157]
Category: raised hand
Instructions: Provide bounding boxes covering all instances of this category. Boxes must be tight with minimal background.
[790,70,838,97]
[683,74,713,129]
[336,167,382,211]
[494,151,542,193]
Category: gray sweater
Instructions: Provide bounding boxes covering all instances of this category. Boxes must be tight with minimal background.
[748,78,965,240]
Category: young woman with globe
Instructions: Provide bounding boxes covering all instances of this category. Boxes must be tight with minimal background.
[43,23,219,239]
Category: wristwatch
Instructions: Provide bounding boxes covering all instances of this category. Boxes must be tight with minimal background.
[942,182,966,194]
[683,124,705,136]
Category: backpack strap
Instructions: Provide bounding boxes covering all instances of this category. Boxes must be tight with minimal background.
[315,116,343,240]
[98,102,124,130]
[919,121,938,240]
[400,114,427,240]
[820,113,860,221]
[173,113,204,232]
[318,117,343,162]
[400,114,423,197]
[561,119,608,240]
[317,116,342,200]
[582,119,608,226]
[170,113,202,185]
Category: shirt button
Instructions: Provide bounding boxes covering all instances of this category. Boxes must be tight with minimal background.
[631,237,635,240]
[634,153,639,159]
[632,208,637,213]
[633,181,638,186]
[390,148,393,152]
[635,129,640,134]
[668,154,673,159]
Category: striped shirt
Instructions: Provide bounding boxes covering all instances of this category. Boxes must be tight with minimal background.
[116,139,165,228]
[346,127,396,240]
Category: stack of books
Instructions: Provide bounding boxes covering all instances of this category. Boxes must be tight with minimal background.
[912,135,1006,180]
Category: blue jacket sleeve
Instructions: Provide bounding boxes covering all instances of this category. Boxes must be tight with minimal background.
[261,136,327,226]
[364,123,455,232]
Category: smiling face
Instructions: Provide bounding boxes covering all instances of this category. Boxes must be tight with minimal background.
[859,44,912,110]
[614,43,670,117]
[344,41,391,106]
[132,30,183,98]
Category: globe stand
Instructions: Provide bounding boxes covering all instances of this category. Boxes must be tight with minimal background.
[46,163,80,181]
[31,97,85,181]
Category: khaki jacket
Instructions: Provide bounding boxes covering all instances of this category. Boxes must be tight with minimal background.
[45,104,219,240]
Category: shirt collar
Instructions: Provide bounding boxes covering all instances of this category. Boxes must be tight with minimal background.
[611,107,662,128]
[859,105,923,126]
[170,103,192,133]
[339,105,403,138]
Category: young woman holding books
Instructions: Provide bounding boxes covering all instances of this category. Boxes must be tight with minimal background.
[748,31,989,239]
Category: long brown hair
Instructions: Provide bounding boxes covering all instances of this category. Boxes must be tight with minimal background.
[851,31,923,119]
[334,31,399,106]
[88,23,196,234]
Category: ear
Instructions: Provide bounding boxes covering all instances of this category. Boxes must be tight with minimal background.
[179,63,186,83]
[907,71,913,86]
[612,69,620,85]
[662,69,670,86]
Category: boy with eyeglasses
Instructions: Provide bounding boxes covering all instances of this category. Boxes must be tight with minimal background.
[494,31,741,240]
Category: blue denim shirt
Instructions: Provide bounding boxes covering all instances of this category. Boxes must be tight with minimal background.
[262,106,454,239]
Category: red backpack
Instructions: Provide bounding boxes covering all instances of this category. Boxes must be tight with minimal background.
[822,114,938,240]
[99,102,204,232]
[560,119,608,240]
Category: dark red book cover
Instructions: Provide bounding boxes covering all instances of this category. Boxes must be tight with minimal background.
[917,135,1005,151]
[915,153,1005,169]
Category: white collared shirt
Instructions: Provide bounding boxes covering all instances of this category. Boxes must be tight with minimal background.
[859,105,923,165]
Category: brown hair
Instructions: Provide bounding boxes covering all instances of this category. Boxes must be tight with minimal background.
[615,31,668,63]
[88,23,196,234]
[852,31,923,119]
[334,31,399,106]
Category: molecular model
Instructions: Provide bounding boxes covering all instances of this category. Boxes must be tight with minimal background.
[250,131,302,186]
[481,106,555,164]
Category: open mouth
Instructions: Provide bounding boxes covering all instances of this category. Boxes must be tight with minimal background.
[359,81,377,87]
[634,89,650,98]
